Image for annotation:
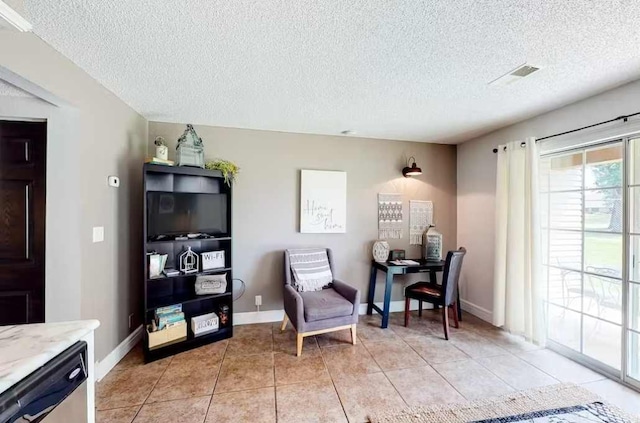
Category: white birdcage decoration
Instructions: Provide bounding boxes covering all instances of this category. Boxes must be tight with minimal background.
[176,124,205,168]
[422,225,443,261]
[179,247,199,274]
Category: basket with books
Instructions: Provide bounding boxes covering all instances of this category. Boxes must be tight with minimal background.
[147,304,187,350]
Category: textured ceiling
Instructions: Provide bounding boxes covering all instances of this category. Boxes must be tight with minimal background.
[21,1,640,143]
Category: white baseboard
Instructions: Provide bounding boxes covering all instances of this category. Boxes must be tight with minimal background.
[233,309,285,325]
[460,299,493,323]
[95,325,143,382]
[233,300,431,326]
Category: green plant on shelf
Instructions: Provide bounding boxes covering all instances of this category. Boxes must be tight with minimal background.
[205,159,239,186]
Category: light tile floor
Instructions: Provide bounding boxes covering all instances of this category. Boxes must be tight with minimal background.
[96,311,640,423]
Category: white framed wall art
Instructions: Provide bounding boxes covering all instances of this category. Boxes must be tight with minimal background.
[300,169,347,233]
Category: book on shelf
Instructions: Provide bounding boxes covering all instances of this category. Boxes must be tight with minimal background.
[155,304,182,316]
[145,157,174,166]
[165,320,185,329]
[163,268,181,277]
[157,312,185,330]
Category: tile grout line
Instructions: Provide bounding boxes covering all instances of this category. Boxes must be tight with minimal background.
[469,354,526,392]
[203,338,230,423]
[479,351,562,388]
[363,321,430,408]
[318,333,351,423]
[513,350,607,385]
[391,324,470,403]
[441,323,580,396]
[106,315,628,422]
[426,358,473,401]
[401,313,494,401]
[272,326,278,423]
[446,325,539,393]
[130,351,175,422]
[131,394,211,408]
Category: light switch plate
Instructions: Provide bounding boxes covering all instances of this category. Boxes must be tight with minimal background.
[93,226,104,243]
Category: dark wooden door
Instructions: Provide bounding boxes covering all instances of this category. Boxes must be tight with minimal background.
[0,121,46,325]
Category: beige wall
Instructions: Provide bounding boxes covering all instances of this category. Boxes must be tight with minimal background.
[4,0,25,15]
[0,31,148,361]
[150,122,457,312]
[457,79,640,321]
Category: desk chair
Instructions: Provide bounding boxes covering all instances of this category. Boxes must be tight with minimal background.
[403,247,466,340]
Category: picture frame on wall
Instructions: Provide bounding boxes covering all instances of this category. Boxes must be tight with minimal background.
[202,250,225,270]
[300,169,347,233]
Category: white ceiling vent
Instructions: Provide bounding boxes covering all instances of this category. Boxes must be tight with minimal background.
[0,1,32,32]
[489,64,541,87]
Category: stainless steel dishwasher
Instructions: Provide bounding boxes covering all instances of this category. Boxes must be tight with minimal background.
[0,341,88,423]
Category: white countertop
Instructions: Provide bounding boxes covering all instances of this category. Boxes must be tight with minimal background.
[0,320,100,394]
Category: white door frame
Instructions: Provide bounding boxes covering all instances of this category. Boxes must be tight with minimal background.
[0,65,82,322]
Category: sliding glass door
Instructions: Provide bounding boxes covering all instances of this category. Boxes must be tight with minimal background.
[627,137,640,385]
[541,141,624,374]
[541,135,640,388]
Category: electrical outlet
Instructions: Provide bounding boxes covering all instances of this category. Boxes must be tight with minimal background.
[255,295,262,306]
[128,313,134,329]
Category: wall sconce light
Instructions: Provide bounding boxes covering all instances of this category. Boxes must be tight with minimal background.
[402,156,422,177]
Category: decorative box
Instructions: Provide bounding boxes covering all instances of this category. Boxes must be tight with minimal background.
[195,274,227,295]
[147,320,187,350]
[176,124,205,168]
[191,312,219,337]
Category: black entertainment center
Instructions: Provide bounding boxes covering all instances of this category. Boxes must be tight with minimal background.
[143,163,233,362]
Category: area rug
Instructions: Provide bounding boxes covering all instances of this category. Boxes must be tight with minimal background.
[369,383,640,423]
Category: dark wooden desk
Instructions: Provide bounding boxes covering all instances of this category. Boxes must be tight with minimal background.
[367,259,457,328]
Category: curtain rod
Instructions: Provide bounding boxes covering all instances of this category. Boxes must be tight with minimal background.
[491,111,640,153]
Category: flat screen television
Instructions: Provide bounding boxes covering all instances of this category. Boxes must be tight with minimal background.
[147,192,228,238]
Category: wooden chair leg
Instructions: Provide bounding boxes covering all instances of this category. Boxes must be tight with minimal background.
[296,333,304,357]
[404,296,410,327]
[452,302,460,328]
[418,300,423,317]
[442,305,450,340]
[351,324,357,345]
[280,314,289,332]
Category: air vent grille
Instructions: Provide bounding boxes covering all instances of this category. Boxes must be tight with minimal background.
[510,65,540,77]
[489,63,541,86]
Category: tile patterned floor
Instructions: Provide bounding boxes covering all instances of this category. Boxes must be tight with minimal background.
[96,311,640,423]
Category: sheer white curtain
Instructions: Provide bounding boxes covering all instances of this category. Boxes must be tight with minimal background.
[493,138,545,344]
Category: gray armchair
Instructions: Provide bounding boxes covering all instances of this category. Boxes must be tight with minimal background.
[281,248,360,356]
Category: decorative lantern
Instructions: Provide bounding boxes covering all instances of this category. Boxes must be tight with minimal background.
[422,225,443,261]
[176,124,205,168]
[179,246,199,274]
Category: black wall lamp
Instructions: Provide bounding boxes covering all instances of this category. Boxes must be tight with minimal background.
[402,156,422,177]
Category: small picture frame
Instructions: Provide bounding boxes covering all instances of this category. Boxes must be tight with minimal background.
[202,250,225,270]
[148,253,168,278]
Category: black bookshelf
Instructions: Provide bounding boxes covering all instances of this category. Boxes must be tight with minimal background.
[143,163,233,362]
